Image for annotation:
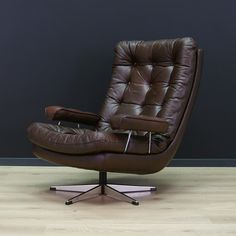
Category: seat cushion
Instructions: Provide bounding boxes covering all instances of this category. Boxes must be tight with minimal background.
[27,122,167,155]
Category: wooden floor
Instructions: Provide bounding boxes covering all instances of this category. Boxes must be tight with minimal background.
[0,167,236,236]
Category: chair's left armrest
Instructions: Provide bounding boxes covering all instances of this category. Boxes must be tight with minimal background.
[110,114,169,133]
[45,106,101,126]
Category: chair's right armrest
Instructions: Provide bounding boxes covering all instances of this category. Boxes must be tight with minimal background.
[110,114,169,133]
[45,106,101,126]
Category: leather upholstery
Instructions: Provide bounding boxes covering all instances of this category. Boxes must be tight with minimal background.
[45,106,101,125]
[28,38,202,174]
[28,122,167,155]
[98,38,197,143]
[110,114,169,133]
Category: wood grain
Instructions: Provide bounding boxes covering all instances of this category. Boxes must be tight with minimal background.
[0,167,235,236]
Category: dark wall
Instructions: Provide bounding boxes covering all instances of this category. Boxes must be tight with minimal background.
[0,0,235,158]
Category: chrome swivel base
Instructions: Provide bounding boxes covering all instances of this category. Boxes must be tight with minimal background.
[50,172,157,206]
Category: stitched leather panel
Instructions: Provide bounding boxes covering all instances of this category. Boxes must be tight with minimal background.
[28,122,167,155]
[27,38,198,156]
[45,106,101,125]
[110,114,169,133]
[98,38,197,141]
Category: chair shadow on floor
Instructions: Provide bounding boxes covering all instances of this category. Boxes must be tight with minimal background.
[38,173,177,206]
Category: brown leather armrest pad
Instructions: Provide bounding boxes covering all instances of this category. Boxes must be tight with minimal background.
[110,114,169,133]
[45,106,101,125]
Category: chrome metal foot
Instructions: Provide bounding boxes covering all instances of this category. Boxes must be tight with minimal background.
[49,172,156,206]
[108,184,157,194]
[49,184,97,193]
[50,186,56,191]
[150,187,157,191]
[105,185,140,205]
[132,200,139,206]
[65,200,73,205]
[66,185,101,204]
[50,182,156,206]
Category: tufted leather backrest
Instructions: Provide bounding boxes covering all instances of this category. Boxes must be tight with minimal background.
[98,38,197,141]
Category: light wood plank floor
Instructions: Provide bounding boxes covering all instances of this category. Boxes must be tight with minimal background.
[0,167,235,236]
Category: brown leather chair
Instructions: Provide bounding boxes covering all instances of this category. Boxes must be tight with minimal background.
[27,38,203,205]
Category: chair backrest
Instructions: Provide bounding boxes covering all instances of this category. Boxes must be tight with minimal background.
[98,38,197,141]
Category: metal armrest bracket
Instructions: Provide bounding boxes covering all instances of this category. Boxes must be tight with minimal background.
[57,121,80,128]
[148,132,152,154]
[124,130,132,153]
[124,131,152,154]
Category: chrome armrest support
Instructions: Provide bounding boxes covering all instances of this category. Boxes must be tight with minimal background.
[123,131,152,154]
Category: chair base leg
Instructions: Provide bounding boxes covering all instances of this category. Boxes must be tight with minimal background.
[50,183,157,206]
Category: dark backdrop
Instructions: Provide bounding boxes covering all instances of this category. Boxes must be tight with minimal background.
[0,0,235,158]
